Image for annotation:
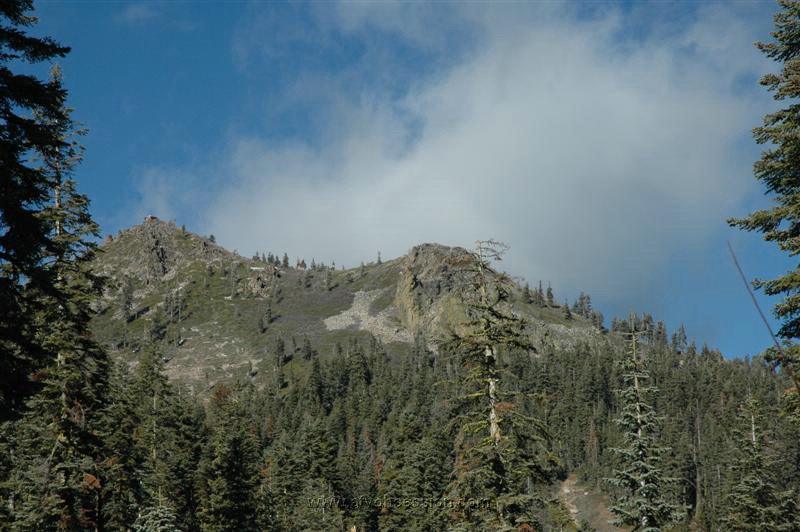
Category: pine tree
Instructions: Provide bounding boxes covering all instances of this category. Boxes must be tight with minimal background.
[522,282,532,304]
[728,0,800,418]
[720,396,800,531]
[443,240,558,530]
[592,310,605,331]
[121,348,204,529]
[301,336,315,361]
[671,325,688,354]
[0,0,74,421]
[132,503,180,532]
[288,478,344,531]
[100,362,143,529]
[5,63,113,529]
[378,428,449,531]
[130,348,172,502]
[198,386,259,532]
[606,328,681,530]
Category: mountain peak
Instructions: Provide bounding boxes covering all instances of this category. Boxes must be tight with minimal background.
[98,217,233,285]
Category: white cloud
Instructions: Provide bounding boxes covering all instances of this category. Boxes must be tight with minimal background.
[199,4,774,308]
[117,3,159,25]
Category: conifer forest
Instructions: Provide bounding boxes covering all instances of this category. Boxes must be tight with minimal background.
[1,1,800,530]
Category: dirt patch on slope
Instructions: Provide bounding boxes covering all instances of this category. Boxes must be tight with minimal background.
[559,474,623,531]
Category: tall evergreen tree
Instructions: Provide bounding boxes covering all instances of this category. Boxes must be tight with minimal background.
[0,0,74,421]
[5,67,111,529]
[606,329,681,531]
[100,361,143,529]
[197,386,260,532]
[728,0,800,418]
[443,240,558,530]
[522,282,532,304]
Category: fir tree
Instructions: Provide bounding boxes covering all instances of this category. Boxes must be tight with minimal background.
[378,429,449,531]
[130,348,173,502]
[100,362,143,529]
[132,503,180,532]
[443,240,558,530]
[288,478,344,531]
[728,0,800,418]
[118,274,134,347]
[274,336,286,366]
[720,396,800,531]
[0,0,74,421]
[671,325,688,354]
[6,64,112,530]
[606,328,681,531]
[301,336,315,361]
[197,386,260,532]
[522,282,532,304]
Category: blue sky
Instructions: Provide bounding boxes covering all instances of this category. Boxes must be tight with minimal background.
[32,0,793,359]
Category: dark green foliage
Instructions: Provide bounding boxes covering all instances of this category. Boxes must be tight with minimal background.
[100,362,143,528]
[197,385,260,532]
[288,478,344,531]
[729,0,800,417]
[98,349,204,531]
[378,431,449,530]
[0,0,73,421]
[1,60,112,529]
[259,302,272,333]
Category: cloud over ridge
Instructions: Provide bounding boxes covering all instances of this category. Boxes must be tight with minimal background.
[190,3,772,313]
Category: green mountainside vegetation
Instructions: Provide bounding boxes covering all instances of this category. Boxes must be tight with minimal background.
[1,1,800,530]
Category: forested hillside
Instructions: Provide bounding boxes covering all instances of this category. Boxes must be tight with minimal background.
[7,213,800,530]
[2,1,800,531]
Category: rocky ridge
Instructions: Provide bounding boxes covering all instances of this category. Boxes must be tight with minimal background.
[90,218,606,390]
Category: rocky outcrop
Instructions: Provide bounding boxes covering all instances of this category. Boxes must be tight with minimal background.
[97,217,232,287]
[393,243,474,340]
